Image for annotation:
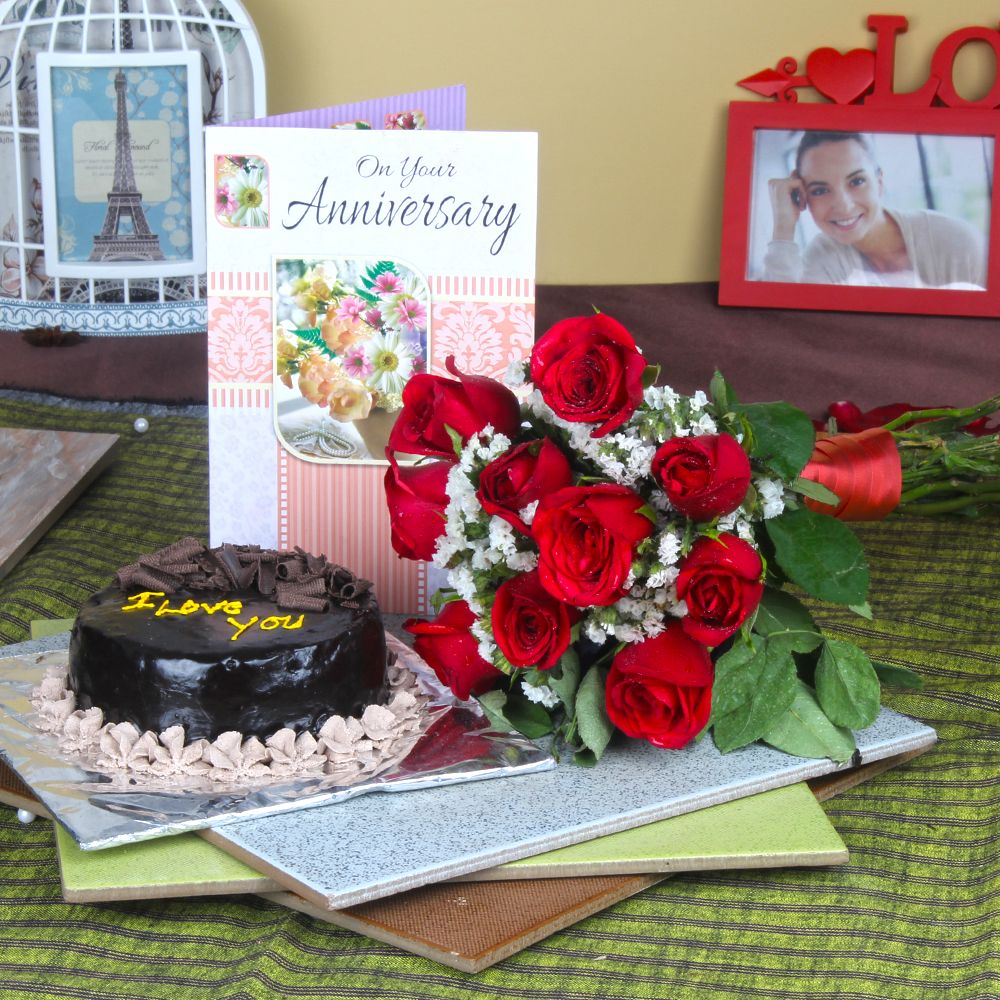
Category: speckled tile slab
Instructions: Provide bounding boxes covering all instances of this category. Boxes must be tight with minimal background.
[205,706,935,909]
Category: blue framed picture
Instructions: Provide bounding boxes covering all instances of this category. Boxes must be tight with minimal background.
[35,50,206,279]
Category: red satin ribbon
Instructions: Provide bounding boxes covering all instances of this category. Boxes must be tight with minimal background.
[801,427,902,521]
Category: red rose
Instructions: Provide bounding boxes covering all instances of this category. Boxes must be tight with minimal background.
[491,570,578,669]
[384,456,452,561]
[651,433,751,521]
[533,484,654,607]
[675,534,763,646]
[822,400,999,437]
[403,600,503,701]
[476,438,573,534]
[387,356,522,459]
[605,622,714,749]
[529,314,646,437]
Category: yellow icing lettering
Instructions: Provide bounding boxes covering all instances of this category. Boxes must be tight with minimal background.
[154,598,201,617]
[258,614,305,632]
[121,591,165,612]
[121,591,291,639]
[227,615,259,641]
[198,600,243,616]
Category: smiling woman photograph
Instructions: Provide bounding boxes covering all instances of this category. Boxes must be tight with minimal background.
[751,128,992,289]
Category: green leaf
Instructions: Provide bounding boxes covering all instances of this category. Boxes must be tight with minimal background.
[710,370,739,411]
[711,636,798,753]
[444,424,464,459]
[752,587,823,653]
[429,589,461,613]
[546,648,581,711]
[502,687,556,739]
[359,260,398,289]
[641,364,661,389]
[872,661,923,689]
[762,680,857,762]
[574,666,614,762]
[293,326,336,358]
[735,401,816,480]
[755,525,787,587]
[636,503,658,525]
[850,601,873,620]
[792,476,840,506]
[476,689,516,733]
[815,639,881,729]
[765,506,869,606]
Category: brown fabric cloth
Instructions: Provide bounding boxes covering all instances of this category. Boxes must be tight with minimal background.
[0,329,208,404]
[3,283,997,415]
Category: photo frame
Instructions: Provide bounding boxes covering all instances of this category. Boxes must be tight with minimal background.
[35,50,206,280]
[719,102,1000,317]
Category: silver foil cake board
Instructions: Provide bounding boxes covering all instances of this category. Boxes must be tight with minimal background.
[203,706,936,910]
[0,636,554,850]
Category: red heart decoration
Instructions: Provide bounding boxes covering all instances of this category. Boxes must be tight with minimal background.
[806,47,876,105]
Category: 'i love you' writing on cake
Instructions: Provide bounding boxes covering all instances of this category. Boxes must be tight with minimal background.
[118,590,307,642]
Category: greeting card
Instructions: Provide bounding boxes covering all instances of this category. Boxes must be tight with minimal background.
[205,113,537,614]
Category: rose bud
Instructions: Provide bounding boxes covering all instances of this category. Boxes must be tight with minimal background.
[533,484,654,607]
[387,356,521,459]
[651,433,751,521]
[605,622,714,749]
[529,313,646,437]
[492,570,578,670]
[384,456,453,561]
[477,438,574,535]
[675,534,764,646]
[404,600,503,701]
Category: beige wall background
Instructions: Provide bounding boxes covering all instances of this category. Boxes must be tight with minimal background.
[241,0,1000,285]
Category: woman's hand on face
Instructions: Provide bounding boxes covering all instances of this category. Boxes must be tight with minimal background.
[768,174,805,242]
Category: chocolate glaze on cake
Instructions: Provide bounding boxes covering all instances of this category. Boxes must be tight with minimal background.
[67,539,389,741]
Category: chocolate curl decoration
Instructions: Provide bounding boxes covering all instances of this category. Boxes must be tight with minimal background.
[112,539,374,613]
[275,576,328,612]
[115,563,184,593]
[801,428,902,521]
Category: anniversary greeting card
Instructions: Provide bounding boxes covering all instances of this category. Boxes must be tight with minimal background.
[205,120,537,614]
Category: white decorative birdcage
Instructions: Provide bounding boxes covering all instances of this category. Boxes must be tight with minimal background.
[0,0,264,334]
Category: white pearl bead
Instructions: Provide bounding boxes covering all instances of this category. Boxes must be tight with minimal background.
[16,809,36,824]
[133,417,149,434]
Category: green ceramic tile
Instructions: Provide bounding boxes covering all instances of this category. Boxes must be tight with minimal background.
[458,781,847,880]
[52,781,844,901]
[54,824,280,901]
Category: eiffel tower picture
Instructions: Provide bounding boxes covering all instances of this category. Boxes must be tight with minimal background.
[88,66,165,263]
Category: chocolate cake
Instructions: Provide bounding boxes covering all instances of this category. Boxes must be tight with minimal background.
[67,539,390,742]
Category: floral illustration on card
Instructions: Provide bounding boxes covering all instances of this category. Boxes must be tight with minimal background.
[273,256,431,464]
[215,154,269,228]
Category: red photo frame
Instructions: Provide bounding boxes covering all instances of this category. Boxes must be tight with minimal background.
[719,102,1000,317]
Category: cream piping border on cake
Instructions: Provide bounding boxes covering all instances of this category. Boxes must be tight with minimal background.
[30,654,430,787]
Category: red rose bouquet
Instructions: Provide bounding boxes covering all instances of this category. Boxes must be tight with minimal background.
[386,313,1000,764]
